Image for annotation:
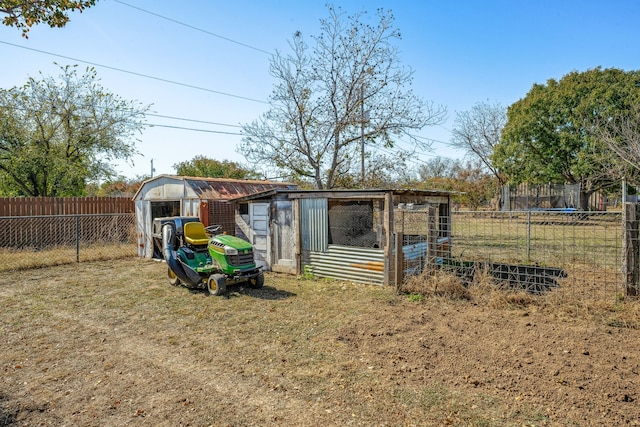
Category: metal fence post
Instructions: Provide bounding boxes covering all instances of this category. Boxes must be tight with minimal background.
[426,206,437,274]
[75,215,80,263]
[527,210,532,261]
[623,203,639,296]
[394,231,404,292]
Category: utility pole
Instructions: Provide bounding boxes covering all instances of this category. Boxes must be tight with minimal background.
[360,85,369,188]
[360,86,365,188]
[150,159,156,178]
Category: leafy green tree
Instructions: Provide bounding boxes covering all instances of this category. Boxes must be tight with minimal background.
[449,161,499,210]
[0,64,148,196]
[85,175,146,197]
[412,158,498,209]
[173,155,260,180]
[494,67,640,209]
[240,6,446,189]
[0,0,96,38]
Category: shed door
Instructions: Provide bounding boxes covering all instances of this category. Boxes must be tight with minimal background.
[271,200,296,274]
[136,200,151,258]
[249,203,269,268]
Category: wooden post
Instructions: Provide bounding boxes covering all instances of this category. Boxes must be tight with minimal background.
[623,203,639,296]
[293,198,301,276]
[395,231,404,292]
[383,192,394,286]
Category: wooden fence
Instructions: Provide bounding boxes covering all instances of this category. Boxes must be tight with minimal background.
[0,197,135,216]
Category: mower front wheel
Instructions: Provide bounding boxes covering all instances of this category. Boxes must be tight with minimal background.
[207,274,227,296]
[248,272,265,289]
[167,267,181,286]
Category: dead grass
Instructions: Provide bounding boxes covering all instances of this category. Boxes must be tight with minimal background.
[0,243,137,272]
[399,265,640,329]
[2,258,640,426]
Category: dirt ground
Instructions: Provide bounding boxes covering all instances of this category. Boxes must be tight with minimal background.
[1,258,639,426]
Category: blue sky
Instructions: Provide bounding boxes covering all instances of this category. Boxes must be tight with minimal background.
[2,0,640,180]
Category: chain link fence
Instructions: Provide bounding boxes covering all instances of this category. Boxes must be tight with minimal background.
[397,209,626,303]
[2,207,633,306]
[0,214,136,272]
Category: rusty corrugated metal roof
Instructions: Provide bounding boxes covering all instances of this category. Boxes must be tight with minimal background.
[182,176,296,200]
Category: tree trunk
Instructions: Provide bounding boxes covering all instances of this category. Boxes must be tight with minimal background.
[580,190,593,211]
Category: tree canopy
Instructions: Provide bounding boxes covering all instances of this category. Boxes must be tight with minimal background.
[413,157,498,210]
[173,156,260,180]
[239,6,446,189]
[493,67,640,208]
[0,64,148,196]
[0,0,96,38]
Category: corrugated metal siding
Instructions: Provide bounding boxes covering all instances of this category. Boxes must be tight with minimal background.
[183,199,200,217]
[300,198,328,252]
[309,245,385,285]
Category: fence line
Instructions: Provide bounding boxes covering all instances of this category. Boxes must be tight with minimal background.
[0,197,135,216]
[396,209,629,303]
[3,206,638,305]
[0,213,136,272]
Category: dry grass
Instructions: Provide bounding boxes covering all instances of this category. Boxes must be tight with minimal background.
[399,265,639,329]
[0,243,137,272]
[0,258,556,427]
[2,258,640,426]
[451,211,623,287]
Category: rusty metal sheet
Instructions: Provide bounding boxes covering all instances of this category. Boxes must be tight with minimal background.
[308,244,385,285]
[183,177,294,200]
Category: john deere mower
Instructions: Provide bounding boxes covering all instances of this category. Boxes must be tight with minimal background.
[152,216,264,295]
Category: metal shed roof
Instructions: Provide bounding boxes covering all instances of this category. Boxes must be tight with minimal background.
[182,176,296,200]
[229,187,456,202]
[132,174,296,201]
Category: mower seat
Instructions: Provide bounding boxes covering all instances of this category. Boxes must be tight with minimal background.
[183,222,210,247]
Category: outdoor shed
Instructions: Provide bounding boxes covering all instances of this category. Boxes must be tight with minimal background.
[230,188,453,285]
[133,174,295,259]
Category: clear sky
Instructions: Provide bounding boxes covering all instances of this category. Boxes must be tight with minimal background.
[3,0,640,181]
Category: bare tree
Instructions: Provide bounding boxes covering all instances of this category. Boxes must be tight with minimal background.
[596,103,640,174]
[240,6,446,189]
[451,100,506,184]
[417,157,459,181]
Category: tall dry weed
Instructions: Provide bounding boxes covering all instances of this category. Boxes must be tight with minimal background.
[400,263,640,328]
[401,270,471,301]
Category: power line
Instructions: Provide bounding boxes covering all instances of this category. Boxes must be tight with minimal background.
[0,40,269,104]
[146,112,242,128]
[0,104,246,135]
[147,123,242,135]
[113,0,273,56]
[408,132,456,147]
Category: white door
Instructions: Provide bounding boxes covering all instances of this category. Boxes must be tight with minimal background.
[249,203,269,269]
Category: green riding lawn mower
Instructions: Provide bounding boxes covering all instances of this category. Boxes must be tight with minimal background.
[152,216,264,295]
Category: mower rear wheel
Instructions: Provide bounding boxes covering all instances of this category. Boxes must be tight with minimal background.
[207,274,226,296]
[167,267,181,286]
[248,272,265,289]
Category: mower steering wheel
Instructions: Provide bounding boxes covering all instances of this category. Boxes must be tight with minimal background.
[206,224,223,235]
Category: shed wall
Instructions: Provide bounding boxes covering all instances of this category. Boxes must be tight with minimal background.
[309,245,385,285]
